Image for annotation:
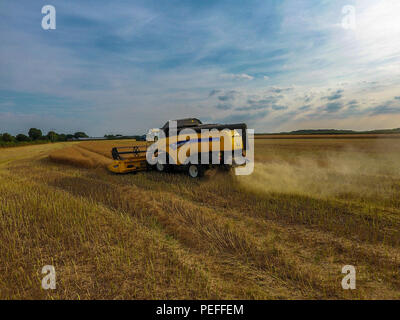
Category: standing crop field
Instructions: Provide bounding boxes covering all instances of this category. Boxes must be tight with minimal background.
[0,137,399,299]
[48,140,148,168]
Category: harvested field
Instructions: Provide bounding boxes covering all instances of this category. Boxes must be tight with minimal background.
[1,137,399,299]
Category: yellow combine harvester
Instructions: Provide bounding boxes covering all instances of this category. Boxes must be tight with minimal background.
[107,118,248,178]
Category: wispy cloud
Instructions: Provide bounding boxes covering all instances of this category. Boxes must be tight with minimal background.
[1,0,400,134]
[369,100,400,115]
[324,102,344,113]
[322,89,344,101]
[215,103,232,110]
[217,90,238,101]
[220,73,254,81]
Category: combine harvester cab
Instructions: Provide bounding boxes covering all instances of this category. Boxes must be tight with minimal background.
[108,118,249,178]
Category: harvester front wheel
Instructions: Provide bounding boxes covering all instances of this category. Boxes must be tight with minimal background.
[188,164,205,178]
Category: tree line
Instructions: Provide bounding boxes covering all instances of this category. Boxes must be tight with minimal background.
[0,128,88,145]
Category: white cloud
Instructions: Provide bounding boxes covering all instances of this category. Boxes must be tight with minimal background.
[220,73,254,81]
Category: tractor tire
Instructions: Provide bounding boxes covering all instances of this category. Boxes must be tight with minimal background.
[156,161,167,172]
[188,164,205,178]
[154,151,171,172]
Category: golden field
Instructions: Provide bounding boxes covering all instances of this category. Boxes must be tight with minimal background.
[0,137,399,299]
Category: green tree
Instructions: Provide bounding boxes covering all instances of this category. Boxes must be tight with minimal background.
[74,132,88,139]
[28,128,42,140]
[2,133,14,142]
[47,131,58,142]
[16,134,31,142]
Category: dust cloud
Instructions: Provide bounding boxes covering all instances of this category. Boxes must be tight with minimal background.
[237,139,400,201]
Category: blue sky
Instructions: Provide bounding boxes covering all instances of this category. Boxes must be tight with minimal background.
[1,0,400,135]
